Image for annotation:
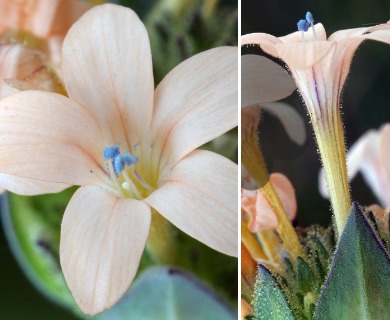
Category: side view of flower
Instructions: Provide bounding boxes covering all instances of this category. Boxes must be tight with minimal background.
[242,10,390,320]
[242,12,390,234]
[0,4,238,315]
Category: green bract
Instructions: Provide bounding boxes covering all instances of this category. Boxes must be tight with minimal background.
[315,203,390,319]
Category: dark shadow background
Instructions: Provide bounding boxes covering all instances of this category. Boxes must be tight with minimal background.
[242,0,390,227]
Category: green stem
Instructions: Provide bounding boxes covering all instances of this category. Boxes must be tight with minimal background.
[313,111,351,237]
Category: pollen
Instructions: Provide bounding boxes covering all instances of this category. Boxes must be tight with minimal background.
[297,19,309,32]
[103,145,120,160]
[306,12,314,24]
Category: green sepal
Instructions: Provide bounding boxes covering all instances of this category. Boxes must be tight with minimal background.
[253,265,296,320]
[315,202,390,319]
[296,257,316,294]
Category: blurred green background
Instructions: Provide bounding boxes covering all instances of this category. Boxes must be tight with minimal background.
[242,0,390,227]
[0,0,237,319]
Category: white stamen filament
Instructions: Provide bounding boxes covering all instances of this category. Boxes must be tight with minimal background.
[134,169,153,192]
[311,23,317,39]
[122,170,142,199]
[108,160,125,196]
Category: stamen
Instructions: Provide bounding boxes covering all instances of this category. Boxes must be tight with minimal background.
[297,19,309,32]
[134,169,153,192]
[305,11,314,24]
[122,152,139,166]
[122,171,142,198]
[114,154,125,174]
[305,11,317,38]
[103,145,120,160]
[107,159,124,196]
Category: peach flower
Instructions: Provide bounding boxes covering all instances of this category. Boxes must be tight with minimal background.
[0,4,237,315]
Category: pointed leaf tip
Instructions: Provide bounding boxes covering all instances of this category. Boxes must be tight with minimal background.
[253,265,295,320]
[315,202,390,319]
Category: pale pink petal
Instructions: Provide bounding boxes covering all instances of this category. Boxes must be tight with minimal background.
[241,190,278,232]
[328,23,390,42]
[275,40,335,70]
[151,47,237,173]
[0,91,109,187]
[47,0,89,37]
[243,173,296,233]
[328,27,369,42]
[363,29,390,45]
[241,33,280,57]
[268,173,297,221]
[241,55,296,107]
[60,185,151,315]
[261,102,306,146]
[62,4,154,145]
[0,0,87,38]
[145,150,237,257]
[0,187,4,194]
[0,173,68,195]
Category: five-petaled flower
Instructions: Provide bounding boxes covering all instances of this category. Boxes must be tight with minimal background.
[0,4,238,315]
[242,14,390,233]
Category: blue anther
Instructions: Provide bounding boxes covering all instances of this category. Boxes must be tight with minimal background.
[122,152,139,166]
[113,154,125,174]
[306,11,314,24]
[297,19,309,32]
[103,146,120,160]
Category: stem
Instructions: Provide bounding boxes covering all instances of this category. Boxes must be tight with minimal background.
[146,209,177,264]
[256,229,282,263]
[242,128,304,261]
[241,221,267,260]
[313,112,351,236]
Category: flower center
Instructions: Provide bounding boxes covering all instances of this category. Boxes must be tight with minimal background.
[103,145,154,199]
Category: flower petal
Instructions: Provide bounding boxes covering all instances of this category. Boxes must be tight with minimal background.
[241,55,296,107]
[328,27,369,42]
[275,40,335,70]
[242,173,296,233]
[145,150,237,257]
[0,173,68,195]
[0,91,108,187]
[0,0,87,38]
[151,47,237,172]
[62,4,154,145]
[363,29,390,45]
[267,173,297,221]
[261,102,306,146]
[241,33,280,57]
[60,185,151,315]
[241,189,278,232]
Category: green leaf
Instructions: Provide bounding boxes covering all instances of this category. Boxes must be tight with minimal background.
[97,267,236,320]
[1,191,78,309]
[315,203,390,320]
[253,265,295,320]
